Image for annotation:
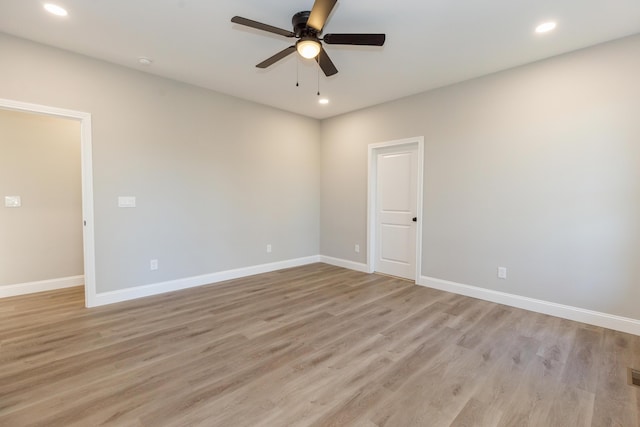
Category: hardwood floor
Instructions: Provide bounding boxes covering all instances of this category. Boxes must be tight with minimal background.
[1,263,638,426]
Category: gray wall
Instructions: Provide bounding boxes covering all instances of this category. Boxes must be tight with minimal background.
[0,109,83,285]
[321,34,640,319]
[2,31,639,321]
[0,33,320,293]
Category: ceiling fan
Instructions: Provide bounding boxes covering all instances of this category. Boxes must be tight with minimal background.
[231,0,386,77]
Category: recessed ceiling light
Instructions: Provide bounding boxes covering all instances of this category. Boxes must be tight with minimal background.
[138,57,153,66]
[535,22,557,34]
[44,3,68,17]
[318,98,329,105]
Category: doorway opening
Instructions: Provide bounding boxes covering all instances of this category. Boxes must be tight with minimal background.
[0,98,96,307]
[367,136,424,282]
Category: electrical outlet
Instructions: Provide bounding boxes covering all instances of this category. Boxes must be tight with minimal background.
[118,196,136,208]
[355,244,360,253]
[4,196,21,208]
[498,267,507,279]
[150,259,158,271]
[266,244,272,253]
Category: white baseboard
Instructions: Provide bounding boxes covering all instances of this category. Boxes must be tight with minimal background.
[319,255,370,273]
[418,275,640,336]
[10,260,636,336]
[0,275,84,298]
[91,256,321,307]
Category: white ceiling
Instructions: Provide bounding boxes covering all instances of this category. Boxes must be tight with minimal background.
[1,0,640,119]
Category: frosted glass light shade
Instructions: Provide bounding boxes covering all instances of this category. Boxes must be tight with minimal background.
[297,39,321,59]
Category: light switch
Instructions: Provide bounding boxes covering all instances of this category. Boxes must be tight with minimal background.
[118,196,136,208]
[4,196,21,208]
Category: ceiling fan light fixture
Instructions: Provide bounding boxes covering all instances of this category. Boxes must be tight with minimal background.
[297,38,321,59]
[232,1,385,76]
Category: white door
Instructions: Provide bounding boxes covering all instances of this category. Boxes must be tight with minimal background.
[375,146,418,280]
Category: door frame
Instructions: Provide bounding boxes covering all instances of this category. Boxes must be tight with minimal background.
[367,136,424,282]
[0,98,97,307]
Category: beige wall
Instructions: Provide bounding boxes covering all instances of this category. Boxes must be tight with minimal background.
[321,34,640,319]
[0,109,82,285]
[0,33,320,293]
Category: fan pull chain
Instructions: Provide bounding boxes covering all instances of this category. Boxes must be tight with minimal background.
[296,57,299,87]
[317,66,321,96]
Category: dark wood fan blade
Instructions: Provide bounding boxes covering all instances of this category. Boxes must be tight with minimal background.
[316,47,338,76]
[323,33,386,46]
[231,16,295,38]
[307,0,337,32]
[256,46,296,68]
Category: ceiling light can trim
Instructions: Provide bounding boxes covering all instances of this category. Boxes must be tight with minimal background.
[44,3,68,17]
[535,21,557,34]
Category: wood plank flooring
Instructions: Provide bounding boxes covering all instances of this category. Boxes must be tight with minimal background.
[0,263,638,426]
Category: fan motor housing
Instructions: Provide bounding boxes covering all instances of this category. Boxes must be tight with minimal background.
[292,11,318,37]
